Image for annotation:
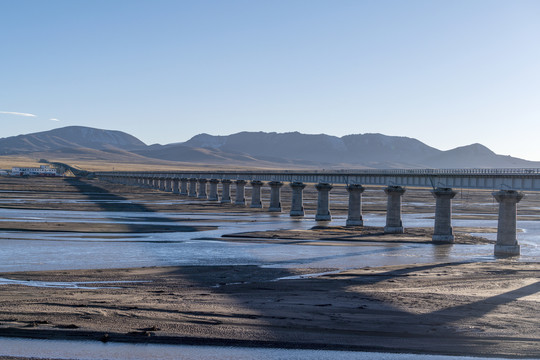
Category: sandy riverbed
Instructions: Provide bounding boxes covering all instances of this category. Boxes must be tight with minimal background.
[0,176,538,358]
[0,262,538,358]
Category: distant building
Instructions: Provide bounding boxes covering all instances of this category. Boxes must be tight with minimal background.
[11,165,57,177]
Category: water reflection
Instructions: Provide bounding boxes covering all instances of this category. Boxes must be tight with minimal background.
[431,243,453,261]
[0,207,537,273]
[0,337,524,360]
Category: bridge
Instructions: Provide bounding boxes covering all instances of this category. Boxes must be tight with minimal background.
[96,168,540,256]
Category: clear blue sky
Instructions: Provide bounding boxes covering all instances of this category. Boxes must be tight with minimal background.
[1,0,539,160]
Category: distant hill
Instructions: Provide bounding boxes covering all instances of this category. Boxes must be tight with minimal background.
[422,143,536,168]
[2,126,540,169]
[181,131,540,169]
[182,132,441,167]
[0,126,146,155]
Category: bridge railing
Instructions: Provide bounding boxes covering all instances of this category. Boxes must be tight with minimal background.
[96,168,540,176]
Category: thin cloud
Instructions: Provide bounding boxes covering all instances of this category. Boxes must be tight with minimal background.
[0,111,37,117]
[49,118,60,122]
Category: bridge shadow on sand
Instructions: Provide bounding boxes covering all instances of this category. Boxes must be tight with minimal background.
[10,178,536,357]
[61,178,214,233]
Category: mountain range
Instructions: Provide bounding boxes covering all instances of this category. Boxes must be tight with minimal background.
[0,126,538,169]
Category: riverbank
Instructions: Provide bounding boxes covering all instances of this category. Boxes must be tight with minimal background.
[0,262,538,358]
[222,225,496,245]
[0,176,538,358]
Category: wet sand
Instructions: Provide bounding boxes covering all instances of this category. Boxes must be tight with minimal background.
[0,262,538,358]
[0,222,216,233]
[222,226,495,245]
[0,176,538,358]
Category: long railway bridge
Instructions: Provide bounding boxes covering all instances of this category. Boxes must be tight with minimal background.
[96,168,540,256]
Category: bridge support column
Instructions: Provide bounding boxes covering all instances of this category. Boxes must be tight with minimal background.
[493,190,524,256]
[161,178,167,191]
[166,178,173,192]
[315,183,333,221]
[346,184,365,226]
[179,178,188,196]
[432,187,457,243]
[208,179,220,201]
[290,182,306,217]
[250,181,264,208]
[172,178,180,194]
[221,179,232,203]
[384,186,406,234]
[268,181,283,212]
[161,178,168,191]
[235,180,247,206]
[188,178,198,197]
[198,179,208,199]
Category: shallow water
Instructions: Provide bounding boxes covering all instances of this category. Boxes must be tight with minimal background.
[0,278,149,289]
[0,197,538,359]
[0,337,530,360]
[0,207,537,273]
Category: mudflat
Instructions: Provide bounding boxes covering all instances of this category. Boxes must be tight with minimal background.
[0,262,538,358]
[0,176,538,358]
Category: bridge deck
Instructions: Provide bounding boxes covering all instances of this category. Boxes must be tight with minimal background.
[97,168,540,191]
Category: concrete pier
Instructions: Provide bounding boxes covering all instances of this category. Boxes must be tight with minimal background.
[166,178,173,192]
[384,185,406,234]
[315,183,333,221]
[161,178,167,192]
[161,178,168,191]
[432,187,457,243]
[235,180,247,206]
[250,180,264,208]
[172,178,180,194]
[208,179,220,201]
[221,179,232,204]
[290,182,306,217]
[493,190,524,256]
[142,177,149,188]
[346,184,365,226]
[180,178,188,196]
[197,179,208,199]
[268,181,283,212]
[188,178,198,197]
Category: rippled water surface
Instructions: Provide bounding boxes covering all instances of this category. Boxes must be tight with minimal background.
[0,194,538,359]
[0,337,529,360]
[0,204,538,273]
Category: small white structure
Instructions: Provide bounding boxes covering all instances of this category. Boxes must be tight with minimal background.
[11,165,57,177]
